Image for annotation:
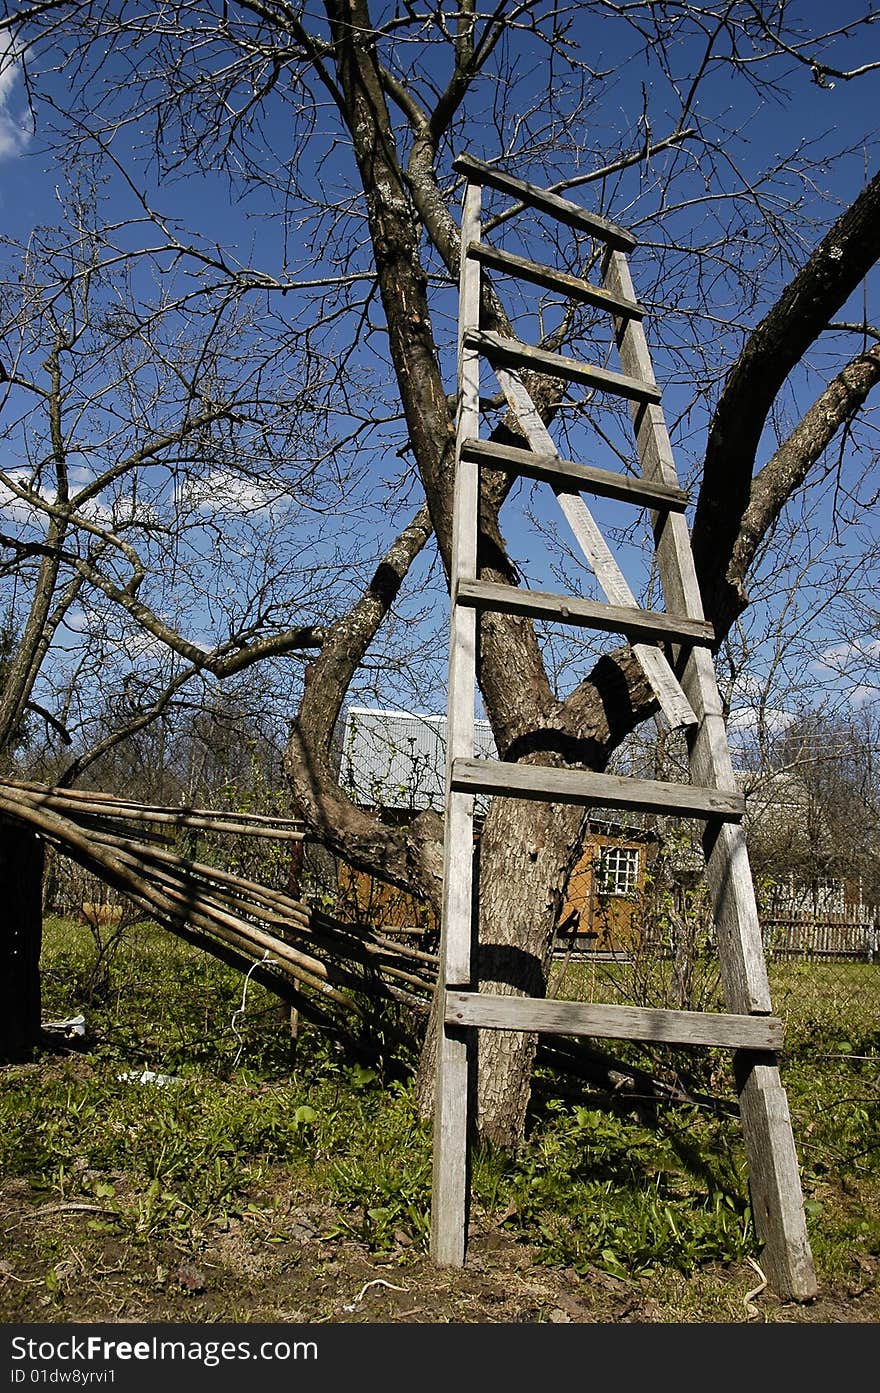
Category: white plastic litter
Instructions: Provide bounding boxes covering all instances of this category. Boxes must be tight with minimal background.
[43,1014,86,1038]
[117,1070,182,1086]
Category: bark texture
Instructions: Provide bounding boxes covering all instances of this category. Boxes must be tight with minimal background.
[472,797,587,1143]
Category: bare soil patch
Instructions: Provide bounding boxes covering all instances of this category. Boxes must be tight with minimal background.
[2,1174,877,1326]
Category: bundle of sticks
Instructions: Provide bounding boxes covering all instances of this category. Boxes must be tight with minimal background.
[0,779,437,1038]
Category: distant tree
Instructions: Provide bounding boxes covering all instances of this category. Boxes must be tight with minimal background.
[0,187,358,783]
[746,708,880,910]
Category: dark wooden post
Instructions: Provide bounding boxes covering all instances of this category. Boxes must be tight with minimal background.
[0,819,44,1061]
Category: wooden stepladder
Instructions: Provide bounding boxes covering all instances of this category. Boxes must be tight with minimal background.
[432,153,818,1301]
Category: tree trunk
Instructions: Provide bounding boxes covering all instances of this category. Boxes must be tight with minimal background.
[417,794,586,1147]
[0,820,44,1061]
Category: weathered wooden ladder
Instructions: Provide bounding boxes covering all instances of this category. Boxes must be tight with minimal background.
[432,152,818,1301]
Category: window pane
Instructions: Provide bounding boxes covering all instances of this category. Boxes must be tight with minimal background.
[597,845,639,896]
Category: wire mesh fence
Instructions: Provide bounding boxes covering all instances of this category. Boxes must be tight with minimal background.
[550,894,880,1081]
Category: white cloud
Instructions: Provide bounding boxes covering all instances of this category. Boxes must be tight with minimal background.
[0,37,20,105]
[63,609,90,634]
[810,640,880,708]
[811,638,880,676]
[175,469,278,517]
[119,629,171,663]
[847,682,879,708]
[0,113,30,160]
[106,493,160,528]
[75,496,114,527]
[61,605,185,665]
[0,468,56,525]
[725,673,799,738]
[0,37,33,161]
[727,704,798,737]
[1,470,123,531]
[0,466,160,532]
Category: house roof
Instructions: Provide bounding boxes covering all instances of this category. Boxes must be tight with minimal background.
[339,707,496,814]
[732,768,814,827]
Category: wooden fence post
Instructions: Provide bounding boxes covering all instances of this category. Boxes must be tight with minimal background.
[0,819,44,1061]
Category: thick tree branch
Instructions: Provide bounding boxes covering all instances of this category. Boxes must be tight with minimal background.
[70,552,326,672]
[323,0,556,756]
[727,344,880,608]
[693,166,880,630]
[286,504,445,903]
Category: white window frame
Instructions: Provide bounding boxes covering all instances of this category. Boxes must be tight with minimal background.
[596,845,640,897]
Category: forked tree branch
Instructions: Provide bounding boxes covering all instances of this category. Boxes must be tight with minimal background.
[693,167,880,631]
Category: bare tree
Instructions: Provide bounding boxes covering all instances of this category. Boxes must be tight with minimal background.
[738,706,880,910]
[0,180,394,764]
[0,169,402,1052]
[1,3,879,1138]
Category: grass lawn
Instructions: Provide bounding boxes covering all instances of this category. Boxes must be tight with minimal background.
[0,917,877,1323]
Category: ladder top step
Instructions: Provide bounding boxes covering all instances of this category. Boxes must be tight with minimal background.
[444,991,783,1051]
[467,241,644,320]
[456,579,715,646]
[459,438,689,511]
[451,758,745,821]
[467,329,662,405]
[453,153,637,252]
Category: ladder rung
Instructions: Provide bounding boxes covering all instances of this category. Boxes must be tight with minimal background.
[460,438,688,511]
[450,758,745,821]
[444,991,783,1051]
[466,242,644,320]
[466,330,662,405]
[456,579,714,647]
[452,153,636,251]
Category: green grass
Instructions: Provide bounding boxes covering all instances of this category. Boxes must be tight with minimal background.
[3,916,878,1298]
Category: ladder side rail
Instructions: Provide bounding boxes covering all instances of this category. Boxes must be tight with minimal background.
[601,252,708,613]
[443,196,482,985]
[603,248,818,1301]
[432,177,482,1269]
